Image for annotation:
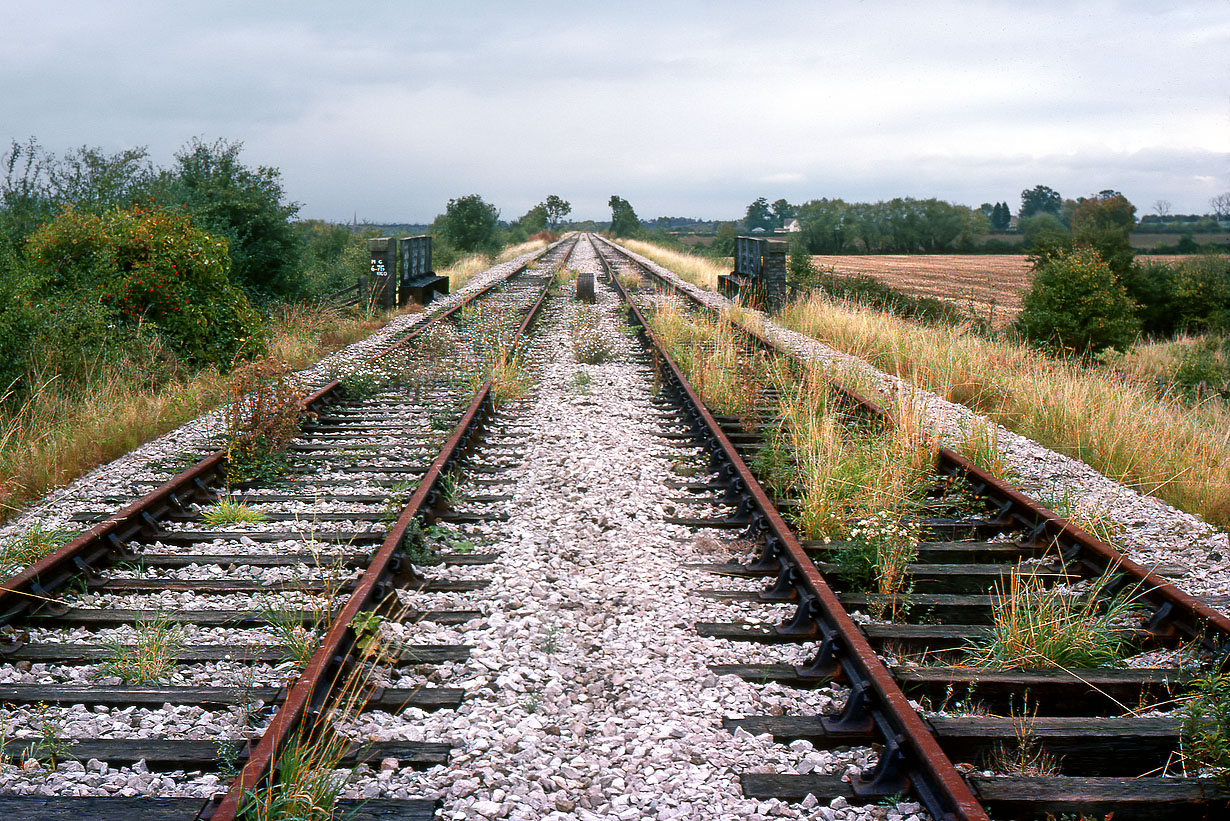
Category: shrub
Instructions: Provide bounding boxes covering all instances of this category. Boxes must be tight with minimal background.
[1119,260,1178,337]
[25,204,263,368]
[223,358,302,482]
[436,194,500,255]
[1015,247,1139,356]
[0,237,42,391]
[1172,255,1230,334]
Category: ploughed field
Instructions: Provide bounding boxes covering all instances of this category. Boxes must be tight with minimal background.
[809,253,1210,327]
[809,255,1030,326]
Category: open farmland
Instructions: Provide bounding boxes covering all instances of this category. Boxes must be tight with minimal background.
[810,253,1220,327]
[810,254,1031,325]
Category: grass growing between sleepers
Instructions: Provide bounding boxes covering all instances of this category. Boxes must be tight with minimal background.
[964,564,1142,669]
[647,300,941,619]
[201,499,271,525]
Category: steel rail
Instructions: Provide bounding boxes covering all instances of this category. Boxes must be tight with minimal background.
[0,239,568,630]
[202,254,559,820]
[592,235,986,821]
[594,235,1230,650]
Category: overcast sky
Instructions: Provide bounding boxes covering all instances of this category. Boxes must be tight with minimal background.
[3,1,1227,223]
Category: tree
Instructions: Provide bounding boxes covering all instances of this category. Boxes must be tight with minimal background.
[795,198,852,253]
[1015,247,1139,356]
[1211,192,1230,221]
[990,202,1012,231]
[1071,191,1136,278]
[543,195,571,229]
[787,235,818,288]
[167,138,301,301]
[516,203,549,236]
[1020,185,1062,219]
[439,194,500,253]
[1153,199,1172,219]
[770,198,796,228]
[744,197,773,232]
[608,195,640,237]
[711,221,737,257]
[2,138,158,247]
[1019,212,1069,251]
[1172,256,1230,334]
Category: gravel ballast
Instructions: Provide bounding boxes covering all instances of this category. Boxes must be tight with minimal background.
[336,239,912,820]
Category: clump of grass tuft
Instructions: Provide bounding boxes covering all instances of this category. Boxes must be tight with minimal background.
[966,564,1142,669]
[490,344,532,405]
[571,369,592,394]
[441,252,494,292]
[989,697,1062,776]
[775,367,938,540]
[98,613,183,684]
[201,499,270,525]
[0,522,69,576]
[957,419,1009,478]
[237,729,352,821]
[260,602,325,669]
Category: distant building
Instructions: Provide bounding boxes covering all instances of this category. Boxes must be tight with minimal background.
[783,219,801,233]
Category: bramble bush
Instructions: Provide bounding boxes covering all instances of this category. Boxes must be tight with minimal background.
[25,204,263,368]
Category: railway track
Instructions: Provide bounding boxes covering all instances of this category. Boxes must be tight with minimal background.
[591,233,1230,820]
[3,229,1228,820]
[0,238,577,820]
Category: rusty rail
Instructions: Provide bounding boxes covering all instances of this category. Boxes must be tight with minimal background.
[202,250,559,820]
[594,235,986,821]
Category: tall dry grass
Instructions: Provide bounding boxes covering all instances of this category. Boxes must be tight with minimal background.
[618,239,727,291]
[0,304,398,522]
[778,295,1230,529]
[496,237,549,263]
[648,302,941,537]
[439,253,493,293]
[775,368,940,538]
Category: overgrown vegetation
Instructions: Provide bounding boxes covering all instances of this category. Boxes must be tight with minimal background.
[649,301,939,618]
[0,522,68,576]
[223,359,303,483]
[0,138,397,522]
[964,565,1141,669]
[1182,672,1230,780]
[776,294,1230,528]
[98,613,184,684]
